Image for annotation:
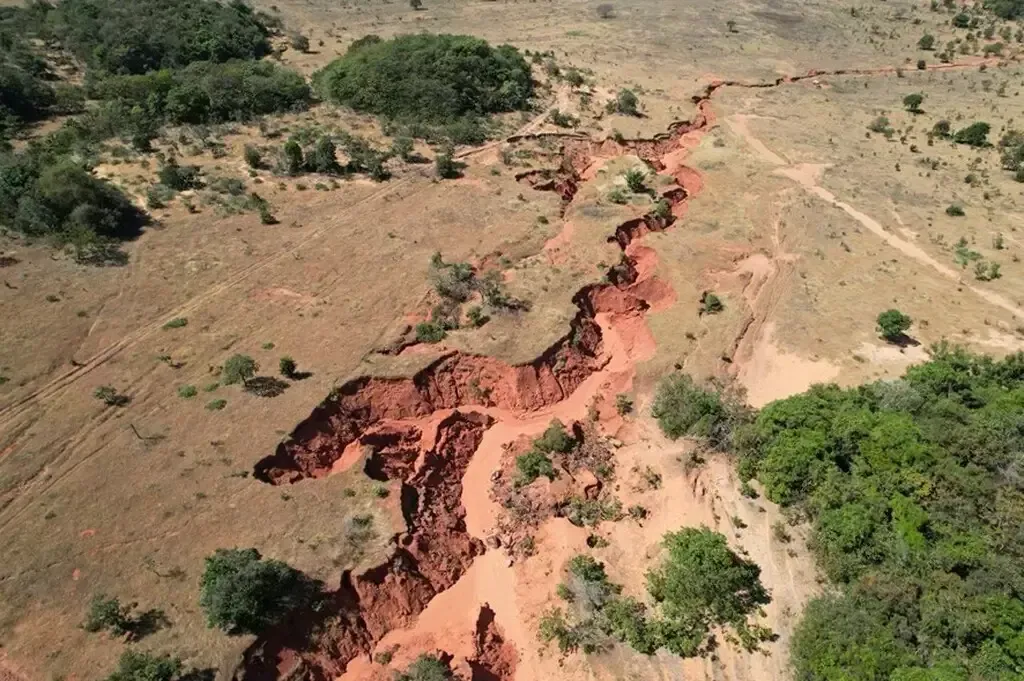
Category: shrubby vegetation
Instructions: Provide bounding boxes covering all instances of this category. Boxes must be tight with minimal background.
[515,420,575,486]
[199,547,313,634]
[541,530,770,657]
[35,0,272,75]
[734,346,1024,681]
[315,34,533,143]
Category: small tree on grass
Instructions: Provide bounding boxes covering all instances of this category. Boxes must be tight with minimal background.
[516,450,558,485]
[918,33,935,50]
[279,356,297,378]
[84,595,134,636]
[903,93,924,113]
[612,88,639,116]
[222,355,258,386]
[953,122,990,147]
[245,145,263,169]
[283,140,304,175]
[199,548,311,634]
[435,151,460,179]
[876,309,912,343]
[106,651,181,681]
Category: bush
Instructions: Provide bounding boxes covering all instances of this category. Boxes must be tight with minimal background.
[199,547,311,634]
[105,651,181,681]
[163,317,187,329]
[932,119,951,137]
[395,655,451,681]
[516,449,557,485]
[700,291,724,315]
[611,88,639,116]
[83,595,134,635]
[945,203,965,216]
[902,93,924,113]
[221,354,258,385]
[244,145,263,169]
[415,321,447,343]
[953,121,990,147]
[315,34,533,130]
[158,159,202,190]
[94,385,130,407]
[917,33,935,50]
[651,374,727,441]
[624,168,646,192]
[876,308,912,342]
[289,33,310,53]
[596,3,615,18]
[205,398,227,411]
[177,385,197,399]
[435,151,460,179]
[615,394,633,415]
[279,356,297,378]
[534,419,575,454]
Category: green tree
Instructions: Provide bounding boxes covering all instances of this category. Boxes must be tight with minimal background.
[199,548,311,634]
[83,595,134,635]
[221,354,258,385]
[651,374,727,440]
[308,136,339,174]
[624,168,646,193]
[953,121,990,147]
[106,651,182,681]
[613,88,639,116]
[279,356,297,378]
[283,140,304,175]
[903,93,924,113]
[918,33,936,50]
[876,309,912,342]
[244,145,263,169]
[395,655,450,681]
[435,151,460,179]
[516,450,557,485]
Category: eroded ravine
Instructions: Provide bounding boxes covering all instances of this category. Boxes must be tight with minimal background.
[239,57,1013,681]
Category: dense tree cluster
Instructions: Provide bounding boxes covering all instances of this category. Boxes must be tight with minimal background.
[734,346,1024,681]
[88,60,310,128]
[315,34,533,142]
[36,0,272,75]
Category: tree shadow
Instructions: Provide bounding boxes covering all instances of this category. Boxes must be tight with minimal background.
[179,668,216,681]
[244,376,290,397]
[884,333,920,349]
[126,608,171,640]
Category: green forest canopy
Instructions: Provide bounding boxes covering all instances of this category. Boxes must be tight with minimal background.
[315,33,533,129]
[735,345,1024,681]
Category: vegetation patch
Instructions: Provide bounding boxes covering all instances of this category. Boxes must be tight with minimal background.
[315,34,533,142]
[736,346,1024,681]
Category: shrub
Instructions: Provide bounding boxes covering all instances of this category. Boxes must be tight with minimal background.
[945,203,965,216]
[205,398,227,411]
[868,116,893,136]
[395,655,450,681]
[307,136,339,174]
[199,548,312,634]
[876,309,912,342]
[535,419,576,454]
[917,33,935,50]
[315,34,532,130]
[289,33,310,53]
[916,59,926,70]
[596,3,615,18]
[615,393,633,415]
[283,140,304,175]
[177,385,197,399]
[651,198,671,220]
[279,356,297,378]
[163,317,187,329]
[244,145,263,169]
[624,168,646,192]
[415,322,447,343]
[953,121,990,147]
[611,88,639,116]
[94,385,129,407]
[607,187,629,204]
[700,291,724,315]
[932,119,951,137]
[516,449,557,485]
[651,374,726,441]
[105,651,181,681]
[902,93,924,113]
[435,151,460,179]
[158,159,202,190]
[952,11,970,27]
[83,595,134,635]
[221,354,258,385]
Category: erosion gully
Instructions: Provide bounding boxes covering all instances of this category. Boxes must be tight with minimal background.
[237,61,999,681]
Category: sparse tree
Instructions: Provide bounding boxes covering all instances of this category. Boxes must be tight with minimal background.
[308,136,339,174]
[435,151,460,179]
[903,93,924,113]
[918,33,936,50]
[221,354,258,385]
[279,356,297,378]
[409,0,423,9]
[244,145,263,169]
[106,651,182,681]
[289,33,310,52]
[726,19,738,33]
[612,88,639,116]
[624,168,646,193]
[83,595,134,636]
[94,385,130,407]
[876,309,912,342]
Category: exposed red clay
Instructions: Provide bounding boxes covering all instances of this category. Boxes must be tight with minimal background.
[242,77,718,681]
[238,411,493,681]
